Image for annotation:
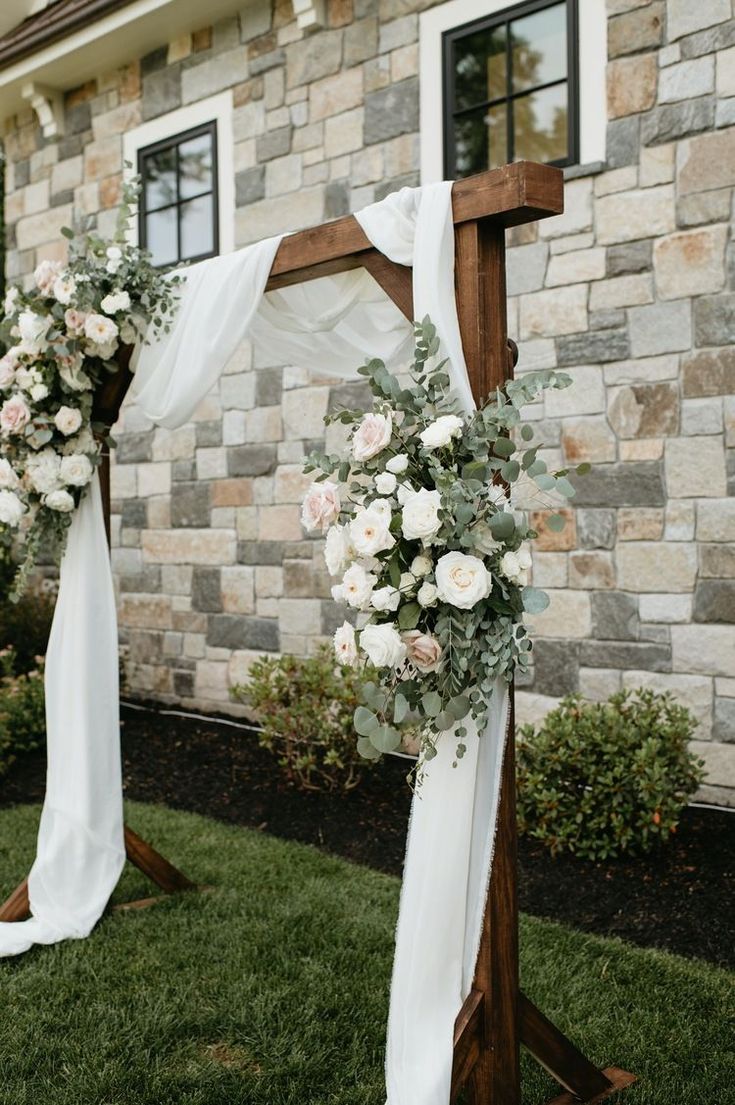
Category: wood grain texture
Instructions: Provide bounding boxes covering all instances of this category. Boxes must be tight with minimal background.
[519,993,613,1099]
[544,1068,638,1105]
[123,826,196,894]
[0,878,30,922]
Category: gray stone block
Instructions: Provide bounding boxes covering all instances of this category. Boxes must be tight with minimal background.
[374,171,419,201]
[172,460,196,481]
[713,697,735,742]
[364,77,419,144]
[579,641,671,672]
[129,631,164,664]
[329,380,373,414]
[207,615,278,650]
[228,444,277,476]
[531,640,580,696]
[607,239,653,277]
[321,600,352,637]
[693,581,735,623]
[556,329,629,366]
[249,48,286,76]
[255,367,283,407]
[116,432,153,464]
[66,103,91,136]
[680,20,735,59]
[50,189,74,209]
[286,30,342,87]
[141,45,168,76]
[589,309,626,331]
[591,592,639,641]
[238,540,284,565]
[640,97,715,145]
[256,126,292,161]
[14,159,30,188]
[142,67,182,121]
[629,300,692,357]
[325,180,349,219]
[174,670,195,698]
[694,294,735,347]
[677,188,732,228]
[196,421,223,448]
[235,166,265,206]
[571,462,665,507]
[171,482,211,528]
[700,544,735,578]
[121,500,148,528]
[344,17,378,66]
[606,116,640,168]
[192,567,223,612]
[118,566,162,594]
[578,509,616,550]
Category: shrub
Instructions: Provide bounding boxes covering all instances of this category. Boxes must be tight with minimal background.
[517,689,705,861]
[0,583,55,674]
[233,647,372,793]
[0,647,46,778]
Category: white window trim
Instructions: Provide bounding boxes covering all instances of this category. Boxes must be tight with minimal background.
[122,91,235,257]
[419,0,607,184]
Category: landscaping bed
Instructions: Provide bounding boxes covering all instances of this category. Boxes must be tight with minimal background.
[2,703,733,970]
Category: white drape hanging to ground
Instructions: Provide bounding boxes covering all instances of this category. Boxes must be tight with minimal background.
[0,181,509,1105]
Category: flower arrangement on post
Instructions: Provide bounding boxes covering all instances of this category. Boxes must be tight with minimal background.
[301,318,587,773]
[0,175,180,599]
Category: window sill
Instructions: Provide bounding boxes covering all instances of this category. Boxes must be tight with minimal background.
[563,160,606,181]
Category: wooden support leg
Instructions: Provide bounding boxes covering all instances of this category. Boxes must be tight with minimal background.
[0,878,30,922]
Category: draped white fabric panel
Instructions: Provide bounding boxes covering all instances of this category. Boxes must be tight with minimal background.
[0,183,510,1105]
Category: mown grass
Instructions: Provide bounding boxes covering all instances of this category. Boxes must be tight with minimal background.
[0,802,732,1105]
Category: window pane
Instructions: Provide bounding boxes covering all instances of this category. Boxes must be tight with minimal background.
[453,26,506,111]
[486,103,509,169]
[453,109,488,177]
[143,147,177,210]
[180,194,215,259]
[146,208,178,266]
[179,132,213,200]
[511,3,567,93]
[513,83,568,163]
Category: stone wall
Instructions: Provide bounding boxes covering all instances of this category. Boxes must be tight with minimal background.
[2,0,734,799]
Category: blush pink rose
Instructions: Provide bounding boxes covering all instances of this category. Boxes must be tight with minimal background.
[352,411,392,462]
[403,630,443,673]
[0,395,31,436]
[64,308,88,334]
[0,355,16,389]
[34,259,62,296]
[300,481,341,533]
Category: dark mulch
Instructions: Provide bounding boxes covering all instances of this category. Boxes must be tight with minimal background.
[3,703,733,971]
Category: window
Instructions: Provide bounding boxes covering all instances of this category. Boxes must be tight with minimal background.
[138,121,219,267]
[443,0,578,178]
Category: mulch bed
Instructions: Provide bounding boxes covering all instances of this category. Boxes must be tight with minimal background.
[3,703,733,971]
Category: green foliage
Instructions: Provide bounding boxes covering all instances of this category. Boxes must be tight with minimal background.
[0,582,54,672]
[0,647,46,778]
[517,689,705,861]
[232,646,374,792]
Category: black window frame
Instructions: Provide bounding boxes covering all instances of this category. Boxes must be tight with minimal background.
[442,0,579,179]
[137,119,220,268]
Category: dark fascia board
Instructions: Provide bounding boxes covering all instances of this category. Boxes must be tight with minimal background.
[0,0,136,71]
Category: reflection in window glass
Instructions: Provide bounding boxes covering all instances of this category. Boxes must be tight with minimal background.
[445,0,575,178]
[138,122,218,266]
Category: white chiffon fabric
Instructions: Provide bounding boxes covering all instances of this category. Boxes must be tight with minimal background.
[0,181,509,1105]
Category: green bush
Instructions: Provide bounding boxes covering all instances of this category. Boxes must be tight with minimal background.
[233,647,373,793]
[0,647,46,778]
[517,689,705,861]
[0,583,55,674]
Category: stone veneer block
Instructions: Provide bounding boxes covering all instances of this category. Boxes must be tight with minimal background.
[623,670,713,735]
[667,0,731,41]
[628,300,692,357]
[677,127,735,194]
[596,186,675,247]
[617,541,698,593]
[664,435,727,498]
[606,54,657,118]
[142,529,237,565]
[672,625,735,678]
[653,225,728,300]
[528,590,592,639]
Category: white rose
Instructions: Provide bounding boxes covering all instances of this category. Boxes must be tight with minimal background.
[60,453,93,487]
[62,427,96,456]
[370,498,393,521]
[34,259,62,296]
[0,458,19,489]
[419,414,464,449]
[435,551,492,610]
[54,405,83,436]
[471,521,502,556]
[371,586,401,612]
[44,489,75,513]
[333,621,358,667]
[396,482,415,506]
[352,411,392,462]
[64,308,87,334]
[360,622,407,669]
[331,583,346,603]
[324,523,352,576]
[301,480,340,533]
[106,246,123,275]
[30,383,49,402]
[500,546,531,587]
[14,365,42,391]
[26,448,61,494]
[0,489,26,526]
[84,313,119,346]
[350,507,395,558]
[4,286,19,316]
[18,310,50,354]
[417,581,438,607]
[58,355,93,392]
[411,554,432,577]
[0,353,17,389]
[53,273,77,305]
[375,471,397,495]
[342,563,377,609]
[0,395,31,435]
[399,571,415,591]
[386,453,409,474]
[100,290,131,314]
[401,488,442,543]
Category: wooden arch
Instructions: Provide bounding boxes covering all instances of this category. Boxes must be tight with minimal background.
[1,162,635,1104]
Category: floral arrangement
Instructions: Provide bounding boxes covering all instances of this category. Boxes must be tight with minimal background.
[0,177,180,599]
[301,318,585,771]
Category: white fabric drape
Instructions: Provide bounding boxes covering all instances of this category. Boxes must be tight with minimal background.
[0,183,510,1105]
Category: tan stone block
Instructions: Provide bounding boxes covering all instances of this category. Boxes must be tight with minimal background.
[538,178,592,240]
[595,185,675,246]
[639,593,692,623]
[716,677,735,697]
[92,101,141,139]
[681,348,735,398]
[195,660,229,697]
[275,464,312,503]
[515,691,561,728]
[678,128,735,195]
[608,382,679,439]
[579,667,621,702]
[221,566,255,614]
[324,107,363,158]
[236,506,258,540]
[256,565,284,597]
[653,226,728,300]
[137,462,171,497]
[228,650,265,691]
[620,439,663,461]
[258,504,302,541]
[531,508,576,551]
[23,179,50,215]
[196,448,227,480]
[110,464,137,498]
[604,354,679,386]
[545,366,605,417]
[664,499,695,541]
[589,274,653,311]
[281,385,329,438]
[161,565,193,595]
[617,508,664,541]
[623,671,713,736]
[236,187,324,244]
[530,552,567,588]
[607,54,657,118]
[265,153,303,196]
[639,142,675,187]
[391,43,418,81]
[75,181,99,216]
[617,541,697,592]
[672,625,735,678]
[142,529,237,565]
[561,417,616,463]
[384,132,419,178]
[246,406,283,442]
[309,68,363,121]
[528,589,591,639]
[594,166,638,197]
[664,436,727,498]
[119,594,173,630]
[545,248,606,287]
[717,45,735,97]
[184,633,206,659]
[84,135,122,182]
[168,34,192,64]
[279,597,322,634]
[212,479,253,507]
[152,426,196,462]
[16,204,73,250]
[569,551,616,589]
[697,499,735,542]
[147,497,171,528]
[519,284,588,339]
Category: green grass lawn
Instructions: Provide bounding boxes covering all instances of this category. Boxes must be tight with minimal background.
[0,802,732,1105]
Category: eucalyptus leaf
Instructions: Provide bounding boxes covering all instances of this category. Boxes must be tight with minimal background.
[370,724,402,753]
[521,586,551,614]
[422,691,442,717]
[354,706,379,736]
